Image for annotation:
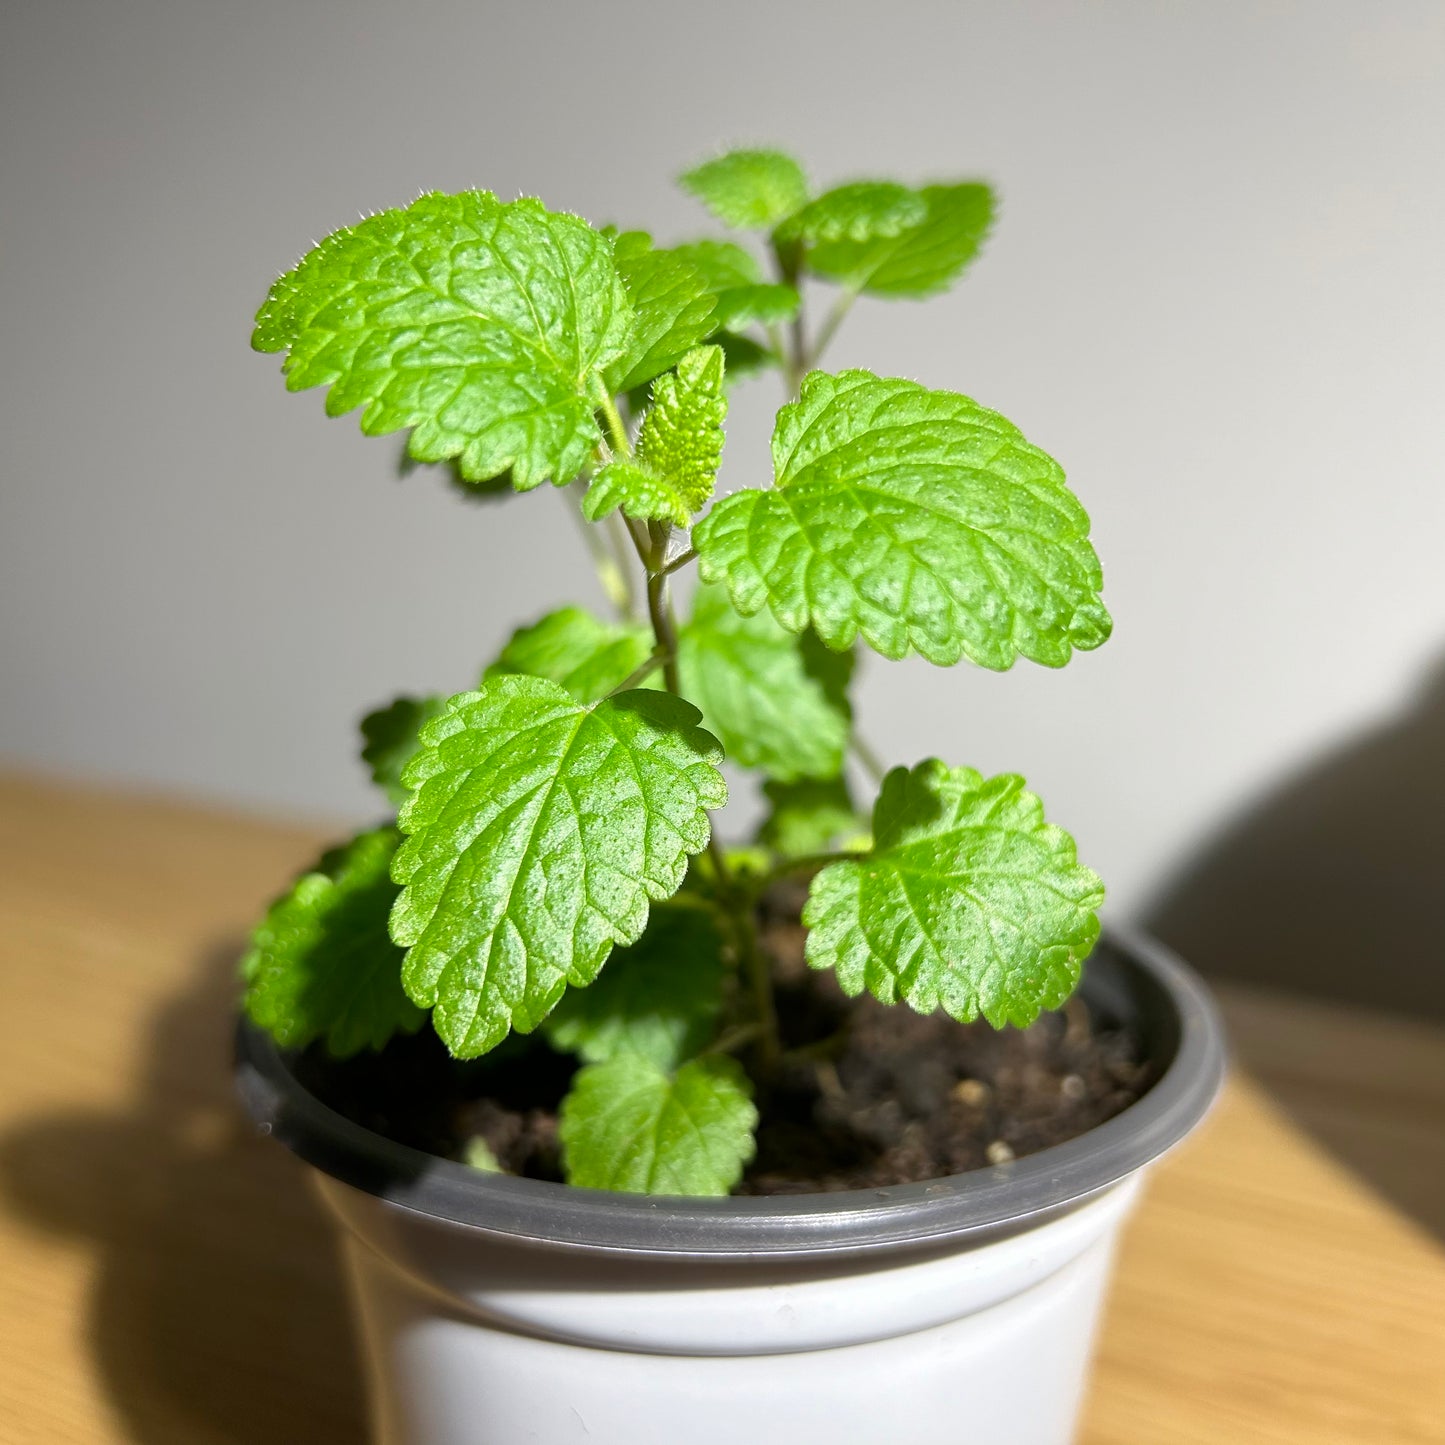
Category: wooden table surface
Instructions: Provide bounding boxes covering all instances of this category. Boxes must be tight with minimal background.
[1,773,1441,1444]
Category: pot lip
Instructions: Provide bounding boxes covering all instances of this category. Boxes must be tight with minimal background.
[235,926,1226,1260]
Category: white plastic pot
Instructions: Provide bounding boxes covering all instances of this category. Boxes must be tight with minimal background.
[237,930,1225,1445]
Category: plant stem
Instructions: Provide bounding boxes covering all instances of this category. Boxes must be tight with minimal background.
[700,1022,762,1058]
[624,520,680,692]
[807,289,858,370]
[645,565,683,694]
[850,732,887,784]
[596,389,632,460]
[736,918,781,1073]
[772,238,807,398]
[607,645,669,696]
[598,377,781,1075]
[781,1027,849,1066]
[564,479,635,620]
[660,545,698,577]
[788,310,807,393]
[600,510,641,618]
[754,848,855,892]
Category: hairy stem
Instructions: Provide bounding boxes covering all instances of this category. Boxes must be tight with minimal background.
[599,378,781,1074]
[660,545,698,577]
[596,389,633,460]
[645,565,683,694]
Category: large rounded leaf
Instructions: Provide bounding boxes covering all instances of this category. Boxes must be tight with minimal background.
[253,191,631,489]
[804,762,1103,1028]
[694,370,1110,668]
[390,678,726,1058]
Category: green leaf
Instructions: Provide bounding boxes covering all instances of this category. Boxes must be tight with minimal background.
[712,332,776,384]
[242,827,426,1057]
[580,461,682,528]
[559,1053,757,1195]
[360,695,447,805]
[679,149,809,230]
[692,369,1111,668]
[391,677,726,1058]
[485,606,654,704]
[630,342,728,494]
[668,240,800,333]
[253,191,631,490]
[678,581,852,781]
[585,345,728,526]
[709,282,800,333]
[757,776,864,859]
[463,1137,506,1173]
[544,904,725,1068]
[606,232,717,393]
[807,182,995,297]
[668,239,763,290]
[803,762,1103,1028]
[775,181,926,245]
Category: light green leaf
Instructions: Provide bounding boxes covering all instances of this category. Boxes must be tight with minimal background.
[606,232,718,393]
[803,762,1103,1028]
[679,149,809,230]
[391,677,726,1058]
[360,695,447,805]
[757,776,864,859]
[485,606,655,704]
[709,282,800,333]
[713,332,776,384]
[242,827,426,1057]
[668,239,764,290]
[585,346,728,525]
[559,1054,757,1195]
[692,369,1111,668]
[808,182,995,297]
[580,461,685,528]
[775,181,926,245]
[463,1137,506,1173]
[678,581,852,781]
[544,904,724,1068]
[668,240,801,332]
[253,191,631,490]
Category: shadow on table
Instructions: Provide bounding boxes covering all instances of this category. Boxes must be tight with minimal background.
[0,941,366,1445]
[1149,653,1445,1236]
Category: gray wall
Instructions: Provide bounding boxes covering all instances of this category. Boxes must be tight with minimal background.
[4,0,1443,924]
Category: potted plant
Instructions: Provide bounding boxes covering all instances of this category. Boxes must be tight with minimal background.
[236,147,1225,1445]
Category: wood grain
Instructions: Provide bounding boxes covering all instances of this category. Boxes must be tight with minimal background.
[0,772,1441,1444]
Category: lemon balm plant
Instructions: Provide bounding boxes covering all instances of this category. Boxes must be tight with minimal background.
[242,147,1114,1199]
[236,150,1227,1445]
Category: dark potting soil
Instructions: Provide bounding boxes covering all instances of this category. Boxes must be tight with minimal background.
[292,884,1151,1194]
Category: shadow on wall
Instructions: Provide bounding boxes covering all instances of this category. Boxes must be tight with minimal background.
[0,943,364,1445]
[1149,653,1445,1022]
[1148,652,1445,1239]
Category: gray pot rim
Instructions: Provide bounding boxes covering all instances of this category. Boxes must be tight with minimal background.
[235,927,1226,1260]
